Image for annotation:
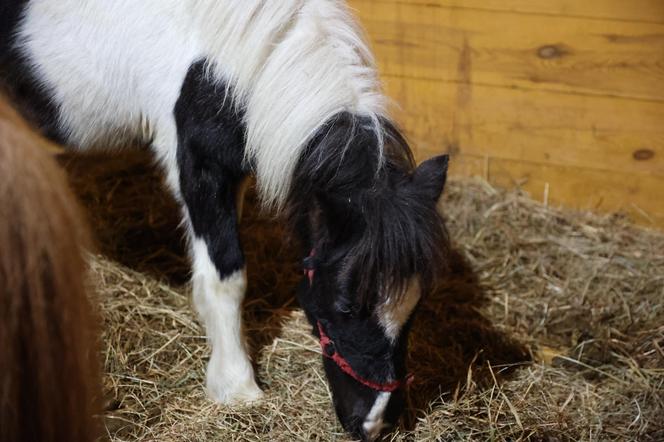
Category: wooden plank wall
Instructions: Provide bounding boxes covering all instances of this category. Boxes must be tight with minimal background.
[348,0,664,228]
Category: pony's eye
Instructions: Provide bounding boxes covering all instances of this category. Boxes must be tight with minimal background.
[334,300,355,317]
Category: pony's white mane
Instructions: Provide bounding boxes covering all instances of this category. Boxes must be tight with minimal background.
[16,0,387,210]
[195,0,388,210]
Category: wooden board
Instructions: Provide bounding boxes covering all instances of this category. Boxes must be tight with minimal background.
[437,152,664,228]
[383,75,664,228]
[347,1,664,228]
[382,75,664,177]
[487,156,664,227]
[363,0,664,24]
[349,1,664,101]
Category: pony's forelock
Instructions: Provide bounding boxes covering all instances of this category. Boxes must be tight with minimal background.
[349,182,449,308]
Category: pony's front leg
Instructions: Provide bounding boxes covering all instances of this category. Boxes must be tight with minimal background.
[190,236,263,404]
[178,164,262,404]
[170,59,262,404]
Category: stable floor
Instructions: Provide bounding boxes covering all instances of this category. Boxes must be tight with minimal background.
[60,150,663,441]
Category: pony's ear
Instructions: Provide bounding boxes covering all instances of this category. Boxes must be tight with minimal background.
[412,154,449,202]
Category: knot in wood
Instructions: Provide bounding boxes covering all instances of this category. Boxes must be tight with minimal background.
[633,149,655,161]
[538,45,564,59]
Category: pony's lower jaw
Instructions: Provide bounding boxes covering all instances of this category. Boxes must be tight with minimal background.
[205,358,264,405]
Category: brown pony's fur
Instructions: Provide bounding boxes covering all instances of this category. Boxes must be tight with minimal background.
[0,97,100,442]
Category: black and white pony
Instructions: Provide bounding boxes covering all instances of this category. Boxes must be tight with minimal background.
[1,1,449,439]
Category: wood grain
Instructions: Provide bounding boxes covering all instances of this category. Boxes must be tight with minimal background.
[382,75,664,177]
[436,152,664,228]
[487,156,664,227]
[350,0,664,101]
[362,0,664,24]
[347,1,664,227]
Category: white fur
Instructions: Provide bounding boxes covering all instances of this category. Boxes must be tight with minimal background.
[377,278,421,342]
[363,392,392,441]
[17,0,386,209]
[16,0,203,195]
[191,239,263,404]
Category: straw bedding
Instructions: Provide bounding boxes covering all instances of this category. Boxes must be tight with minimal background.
[60,151,663,441]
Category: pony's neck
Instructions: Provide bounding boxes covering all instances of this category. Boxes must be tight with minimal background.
[198,1,387,210]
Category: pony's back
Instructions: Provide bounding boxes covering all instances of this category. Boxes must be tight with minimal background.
[0,97,100,442]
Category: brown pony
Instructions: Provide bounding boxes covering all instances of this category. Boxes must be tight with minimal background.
[0,97,100,442]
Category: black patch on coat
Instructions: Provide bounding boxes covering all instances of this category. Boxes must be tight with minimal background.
[0,0,65,143]
[175,60,249,278]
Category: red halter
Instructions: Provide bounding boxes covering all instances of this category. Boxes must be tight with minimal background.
[303,249,316,286]
[304,249,413,393]
[317,321,412,392]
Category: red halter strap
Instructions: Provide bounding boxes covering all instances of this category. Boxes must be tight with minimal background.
[304,248,413,392]
[302,249,316,286]
[317,321,412,393]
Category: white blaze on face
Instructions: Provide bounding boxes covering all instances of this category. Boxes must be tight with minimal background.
[362,278,421,439]
[362,392,392,441]
[376,277,421,342]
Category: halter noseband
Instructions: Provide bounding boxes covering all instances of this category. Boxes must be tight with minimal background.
[317,321,412,392]
[303,249,413,393]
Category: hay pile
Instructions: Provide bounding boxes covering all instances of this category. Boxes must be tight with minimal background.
[60,151,664,441]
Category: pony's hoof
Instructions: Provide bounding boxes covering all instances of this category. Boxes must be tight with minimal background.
[206,376,264,405]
